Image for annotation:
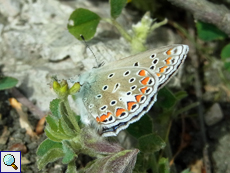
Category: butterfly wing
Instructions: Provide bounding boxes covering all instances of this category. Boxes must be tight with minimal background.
[76,67,159,137]
[76,44,189,137]
[107,44,189,89]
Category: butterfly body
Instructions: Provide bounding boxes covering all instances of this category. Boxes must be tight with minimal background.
[75,44,189,137]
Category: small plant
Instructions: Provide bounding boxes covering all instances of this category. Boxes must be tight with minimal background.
[37,78,139,172]
[0,75,18,90]
[67,0,167,53]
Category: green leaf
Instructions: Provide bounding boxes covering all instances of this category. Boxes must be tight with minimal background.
[50,99,62,118]
[66,159,77,173]
[0,77,18,90]
[45,128,63,142]
[181,168,191,173]
[221,43,230,71]
[223,62,230,71]
[127,114,152,138]
[67,8,101,41]
[62,141,76,164]
[138,133,166,153]
[157,87,177,109]
[37,139,62,157]
[59,117,76,137]
[84,149,139,172]
[46,115,59,132]
[196,21,227,41]
[37,148,64,170]
[110,0,127,19]
[221,43,230,60]
[174,91,187,101]
[158,158,170,173]
[45,126,73,141]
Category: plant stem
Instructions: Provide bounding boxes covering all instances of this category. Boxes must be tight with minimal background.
[150,153,159,173]
[103,18,132,42]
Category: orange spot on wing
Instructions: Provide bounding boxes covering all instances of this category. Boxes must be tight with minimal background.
[140,87,148,94]
[159,66,168,73]
[156,73,161,77]
[116,108,126,117]
[96,112,112,122]
[139,70,146,76]
[166,48,173,55]
[127,102,137,111]
[141,77,150,85]
[135,95,143,102]
[165,57,172,64]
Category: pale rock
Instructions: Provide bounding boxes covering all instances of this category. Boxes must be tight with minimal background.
[205,103,223,126]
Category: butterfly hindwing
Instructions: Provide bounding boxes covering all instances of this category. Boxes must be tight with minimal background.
[77,67,159,136]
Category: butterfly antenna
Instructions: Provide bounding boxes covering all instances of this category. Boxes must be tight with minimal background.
[80,34,101,68]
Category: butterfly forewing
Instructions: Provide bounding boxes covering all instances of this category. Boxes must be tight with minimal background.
[108,44,189,89]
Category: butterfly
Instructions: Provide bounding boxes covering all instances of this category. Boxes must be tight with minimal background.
[75,44,189,137]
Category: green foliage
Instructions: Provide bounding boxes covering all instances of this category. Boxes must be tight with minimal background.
[0,76,18,90]
[83,149,139,172]
[67,8,101,41]
[49,99,62,118]
[66,159,77,173]
[67,2,167,52]
[181,168,191,173]
[127,114,153,138]
[158,87,177,109]
[110,0,127,19]
[138,134,166,153]
[37,148,65,170]
[221,43,230,72]
[37,139,63,157]
[196,21,227,41]
[62,141,76,164]
[158,158,170,173]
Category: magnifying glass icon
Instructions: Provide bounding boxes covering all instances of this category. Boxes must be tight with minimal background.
[3,154,18,170]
